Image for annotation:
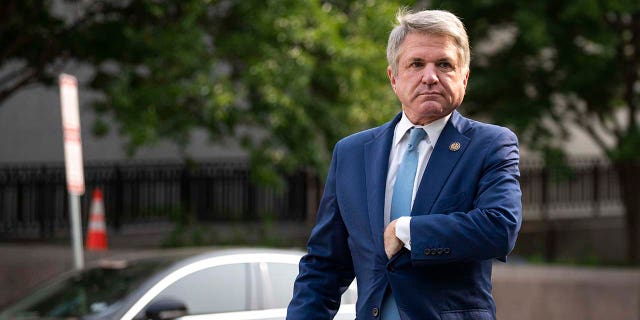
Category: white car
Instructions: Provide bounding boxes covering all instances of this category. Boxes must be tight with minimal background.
[0,248,356,320]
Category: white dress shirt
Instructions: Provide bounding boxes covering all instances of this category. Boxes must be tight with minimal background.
[384,112,451,250]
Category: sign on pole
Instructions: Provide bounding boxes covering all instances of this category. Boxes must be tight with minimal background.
[59,73,86,270]
[59,73,85,195]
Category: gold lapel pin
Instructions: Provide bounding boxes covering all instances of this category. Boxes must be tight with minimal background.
[449,142,461,152]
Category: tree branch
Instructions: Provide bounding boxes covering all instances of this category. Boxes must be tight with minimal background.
[565,95,614,154]
[575,114,612,154]
[0,64,31,87]
[0,67,38,102]
[596,110,624,141]
[0,2,114,104]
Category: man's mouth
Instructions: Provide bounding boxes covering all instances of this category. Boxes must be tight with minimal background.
[416,91,442,99]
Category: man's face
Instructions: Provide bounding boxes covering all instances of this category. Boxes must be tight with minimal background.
[387,32,469,125]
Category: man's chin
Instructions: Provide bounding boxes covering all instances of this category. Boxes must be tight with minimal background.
[415,103,452,116]
[404,107,452,125]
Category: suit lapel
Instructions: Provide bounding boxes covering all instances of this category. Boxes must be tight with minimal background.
[364,114,399,255]
[412,112,471,215]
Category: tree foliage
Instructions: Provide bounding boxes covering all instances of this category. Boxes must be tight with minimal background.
[438,0,640,162]
[1,0,404,184]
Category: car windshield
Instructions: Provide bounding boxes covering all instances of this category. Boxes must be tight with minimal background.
[1,258,174,319]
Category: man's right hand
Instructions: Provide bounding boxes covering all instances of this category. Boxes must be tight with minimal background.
[384,219,404,259]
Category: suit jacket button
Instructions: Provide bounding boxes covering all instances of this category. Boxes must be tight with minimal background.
[424,249,431,256]
[387,264,395,272]
[372,307,379,317]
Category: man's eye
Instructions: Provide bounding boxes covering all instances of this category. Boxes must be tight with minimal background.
[438,62,453,69]
[410,61,424,68]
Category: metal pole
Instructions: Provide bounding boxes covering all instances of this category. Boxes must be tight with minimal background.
[69,193,84,270]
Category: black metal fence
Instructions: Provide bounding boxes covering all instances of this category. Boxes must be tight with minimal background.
[519,158,623,219]
[0,161,319,240]
[0,158,628,241]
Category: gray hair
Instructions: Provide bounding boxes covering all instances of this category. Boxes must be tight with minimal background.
[387,9,470,76]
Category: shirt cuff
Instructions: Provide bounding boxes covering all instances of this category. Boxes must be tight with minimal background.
[395,216,412,251]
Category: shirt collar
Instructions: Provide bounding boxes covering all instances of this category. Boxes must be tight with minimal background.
[393,111,452,147]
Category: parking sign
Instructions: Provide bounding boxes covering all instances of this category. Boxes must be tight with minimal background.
[59,73,85,196]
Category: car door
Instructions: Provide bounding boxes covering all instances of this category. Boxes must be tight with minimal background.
[128,262,252,320]
[165,259,299,319]
[255,261,357,320]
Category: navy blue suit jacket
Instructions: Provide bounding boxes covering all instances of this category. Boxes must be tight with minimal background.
[287,111,522,320]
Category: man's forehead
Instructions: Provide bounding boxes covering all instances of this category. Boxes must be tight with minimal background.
[399,33,459,59]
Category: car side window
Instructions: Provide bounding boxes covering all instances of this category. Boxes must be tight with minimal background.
[259,262,299,309]
[149,263,249,315]
[259,262,357,309]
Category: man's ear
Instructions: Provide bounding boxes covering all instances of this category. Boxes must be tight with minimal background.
[463,68,470,89]
[387,66,397,92]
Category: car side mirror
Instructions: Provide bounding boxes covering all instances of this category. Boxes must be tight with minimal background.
[144,298,188,320]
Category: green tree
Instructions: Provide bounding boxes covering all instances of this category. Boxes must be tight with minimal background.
[0,0,402,183]
[199,0,402,182]
[440,0,640,263]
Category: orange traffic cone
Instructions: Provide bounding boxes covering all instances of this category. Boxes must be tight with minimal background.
[86,188,108,251]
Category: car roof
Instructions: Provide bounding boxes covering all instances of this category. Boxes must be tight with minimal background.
[82,246,305,274]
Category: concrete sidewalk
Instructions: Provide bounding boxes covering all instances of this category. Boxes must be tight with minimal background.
[1,243,640,320]
[492,263,640,320]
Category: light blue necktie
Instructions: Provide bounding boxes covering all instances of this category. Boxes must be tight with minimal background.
[391,127,427,220]
[382,127,427,320]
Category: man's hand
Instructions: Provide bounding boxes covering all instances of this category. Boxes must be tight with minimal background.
[384,219,404,259]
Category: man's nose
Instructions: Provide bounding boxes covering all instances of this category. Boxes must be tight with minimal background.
[421,64,438,84]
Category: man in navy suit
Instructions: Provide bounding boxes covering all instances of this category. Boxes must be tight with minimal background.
[287,8,522,320]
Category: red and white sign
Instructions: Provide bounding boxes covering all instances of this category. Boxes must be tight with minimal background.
[59,74,85,195]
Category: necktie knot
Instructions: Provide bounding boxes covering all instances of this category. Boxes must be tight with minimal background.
[407,127,427,151]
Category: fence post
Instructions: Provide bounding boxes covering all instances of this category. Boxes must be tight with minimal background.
[180,165,191,221]
[542,166,556,262]
[37,166,46,239]
[16,173,24,227]
[114,165,123,231]
[592,162,600,217]
[305,170,320,226]
[247,173,256,220]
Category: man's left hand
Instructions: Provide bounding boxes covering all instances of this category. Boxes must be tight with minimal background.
[384,219,404,259]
